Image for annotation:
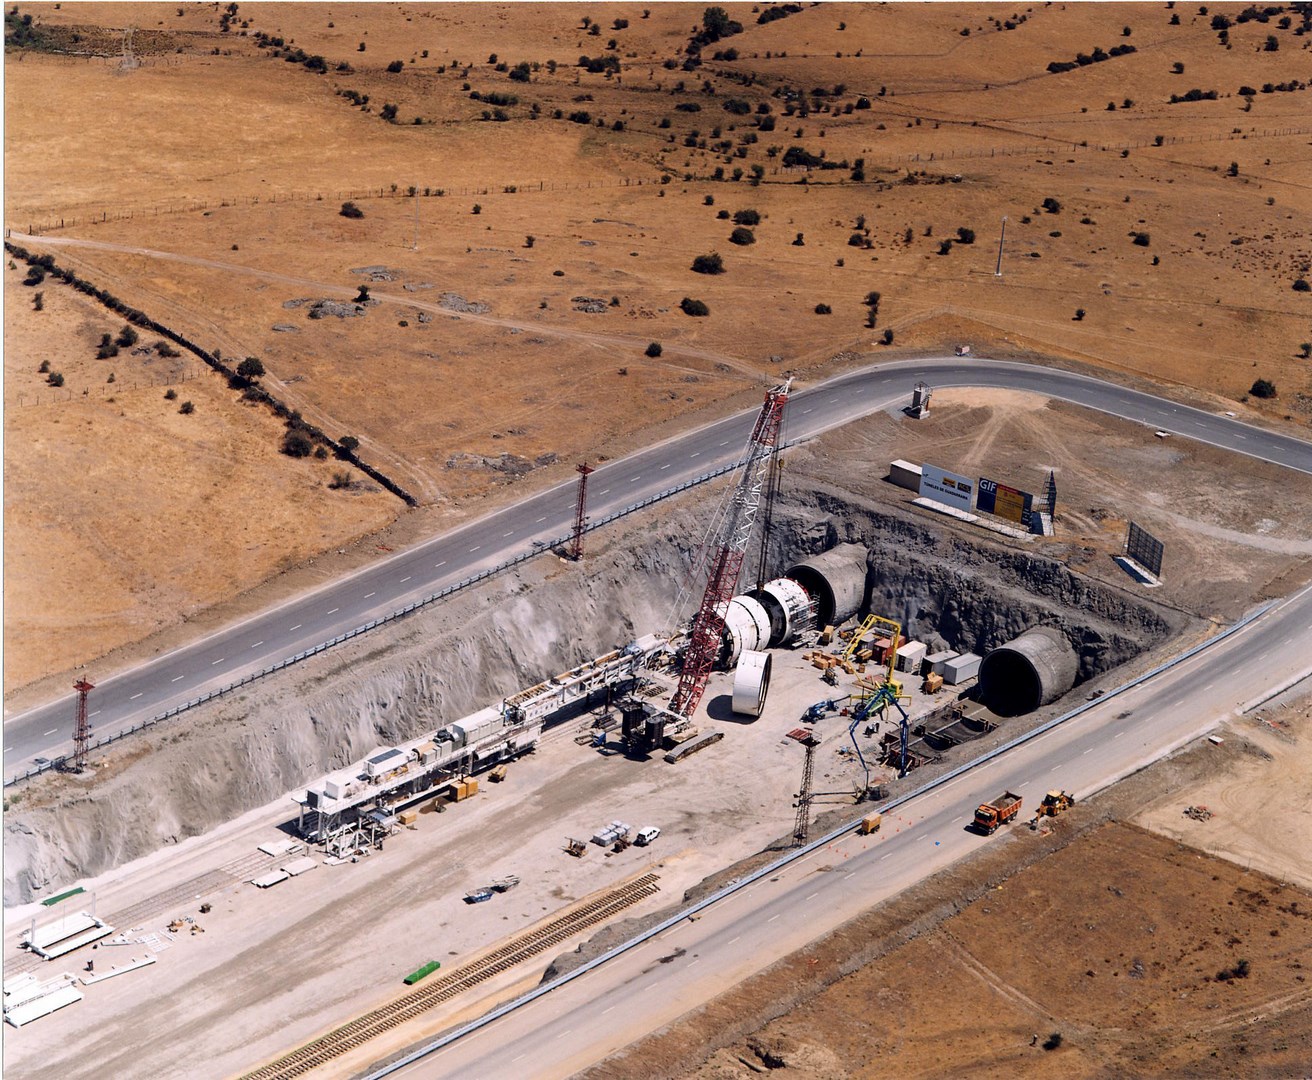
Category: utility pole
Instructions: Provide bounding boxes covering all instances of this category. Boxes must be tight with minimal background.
[72,679,94,771]
[570,463,594,561]
[412,186,420,251]
[994,215,1008,277]
[788,727,820,845]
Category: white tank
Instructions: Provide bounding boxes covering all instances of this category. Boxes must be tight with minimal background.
[731,649,773,718]
[720,596,772,665]
[751,577,814,646]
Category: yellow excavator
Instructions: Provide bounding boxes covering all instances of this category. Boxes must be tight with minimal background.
[1029,789,1076,828]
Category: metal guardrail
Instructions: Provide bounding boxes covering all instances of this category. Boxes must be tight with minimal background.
[5,459,746,788]
[365,597,1276,1077]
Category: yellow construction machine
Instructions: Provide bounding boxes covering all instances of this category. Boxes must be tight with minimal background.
[1029,789,1076,828]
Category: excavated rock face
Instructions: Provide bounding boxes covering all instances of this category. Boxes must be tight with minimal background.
[3,488,1184,905]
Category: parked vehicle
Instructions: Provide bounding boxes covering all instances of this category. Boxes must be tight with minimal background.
[634,826,661,846]
[973,791,1022,834]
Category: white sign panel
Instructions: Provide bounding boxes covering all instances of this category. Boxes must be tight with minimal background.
[919,464,975,512]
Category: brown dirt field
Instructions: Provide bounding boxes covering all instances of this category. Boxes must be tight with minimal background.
[5,3,1311,692]
[584,699,1312,1080]
[2,261,397,688]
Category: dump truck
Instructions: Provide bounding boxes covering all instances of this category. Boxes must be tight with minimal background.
[973,791,1022,834]
[1029,789,1076,827]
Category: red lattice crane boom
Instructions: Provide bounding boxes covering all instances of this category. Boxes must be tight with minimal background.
[669,379,791,719]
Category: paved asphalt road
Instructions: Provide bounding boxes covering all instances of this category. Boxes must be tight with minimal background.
[6,358,1311,774]
[378,582,1312,1079]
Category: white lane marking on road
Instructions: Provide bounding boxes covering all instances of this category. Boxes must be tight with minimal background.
[435,561,446,568]
[250,641,264,649]
[881,853,892,860]
[601,1005,616,1016]
[469,546,480,552]
[512,1053,527,1063]
[728,936,741,946]
[327,608,339,615]
[171,676,185,682]
[2,748,9,755]
[845,872,856,880]
[554,1030,572,1040]
[536,516,546,523]
[1082,747,1093,755]
[130,693,142,700]
[1115,731,1126,739]
[719,440,729,446]
[89,711,100,718]
[598,488,610,495]
[1233,434,1247,440]
[503,531,514,537]
[289,624,301,631]
[767,914,781,923]
[805,892,820,901]
[802,408,813,414]
[399,577,411,584]
[1202,682,1215,691]
[689,958,700,967]
[364,592,375,599]
[690,451,700,457]
[1170,698,1185,708]
[44,728,57,736]
[629,476,641,482]
[211,658,225,665]
[660,463,671,470]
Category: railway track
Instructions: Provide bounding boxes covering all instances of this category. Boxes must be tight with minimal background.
[239,873,662,1080]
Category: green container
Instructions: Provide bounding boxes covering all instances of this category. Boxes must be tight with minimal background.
[404,960,441,985]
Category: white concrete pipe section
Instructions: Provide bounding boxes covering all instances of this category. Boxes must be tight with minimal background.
[731,649,773,717]
[785,543,869,628]
[719,596,772,666]
[750,577,814,647]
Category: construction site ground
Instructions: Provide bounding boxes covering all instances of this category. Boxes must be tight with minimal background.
[1,643,974,1080]
[585,687,1312,1080]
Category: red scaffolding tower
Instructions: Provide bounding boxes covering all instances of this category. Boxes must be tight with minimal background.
[72,678,94,771]
[570,462,594,561]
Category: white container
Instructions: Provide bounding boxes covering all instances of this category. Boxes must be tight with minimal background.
[895,641,927,674]
[943,652,982,684]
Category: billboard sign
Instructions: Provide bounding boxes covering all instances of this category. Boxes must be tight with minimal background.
[977,477,1034,527]
[919,464,975,512]
[1126,521,1164,577]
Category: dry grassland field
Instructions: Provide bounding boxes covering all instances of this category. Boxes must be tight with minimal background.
[5,1,1312,693]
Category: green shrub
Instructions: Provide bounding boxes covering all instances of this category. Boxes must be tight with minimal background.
[691,253,724,274]
[680,297,709,317]
[1249,378,1276,399]
[645,342,663,357]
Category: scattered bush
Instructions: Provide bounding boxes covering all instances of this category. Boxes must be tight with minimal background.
[164,388,177,400]
[1216,958,1251,980]
[236,356,266,380]
[1073,308,1086,321]
[1299,342,1311,359]
[937,239,954,255]
[793,232,805,246]
[956,227,976,244]
[729,227,755,246]
[1130,231,1151,247]
[680,297,710,317]
[33,290,44,311]
[732,208,761,226]
[881,328,894,345]
[116,325,138,348]
[386,59,404,73]
[47,372,64,387]
[340,201,364,219]
[179,400,195,414]
[472,203,482,215]
[645,341,663,357]
[691,252,725,274]
[1249,378,1277,399]
[814,303,832,314]
[282,427,314,457]
[38,360,50,373]
[1042,1033,1064,1051]
[1293,279,1310,293]
[1042,197,1062,214]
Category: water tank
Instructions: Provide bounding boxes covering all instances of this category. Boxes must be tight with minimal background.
[978,627,1078,716]
[731,650,773,717]
[785,543,868,628]
[720,596,772,665]
[749,577,814,647]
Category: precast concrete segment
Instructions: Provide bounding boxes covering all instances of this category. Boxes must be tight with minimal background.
[978,626,1079,715]
[731,650,772,717]
[785,543,869,629]
[721,596,772,666]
